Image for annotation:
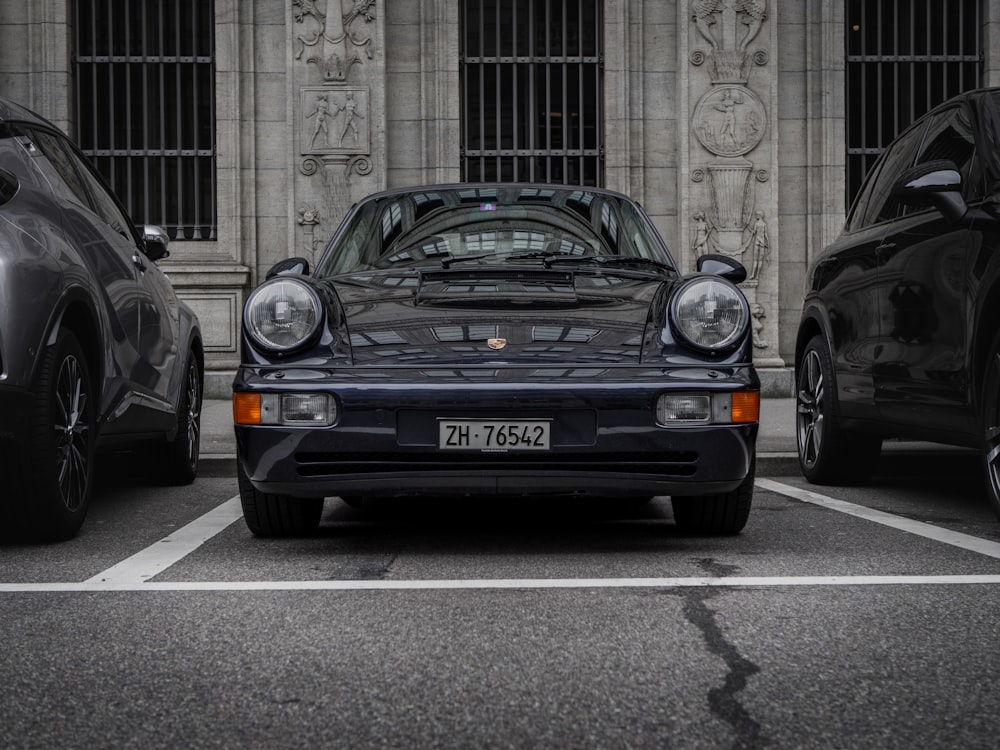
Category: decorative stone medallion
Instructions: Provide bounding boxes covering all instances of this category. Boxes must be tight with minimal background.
[692,84,765,158]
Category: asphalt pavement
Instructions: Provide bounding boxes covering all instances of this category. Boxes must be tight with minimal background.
[199,397,802,476]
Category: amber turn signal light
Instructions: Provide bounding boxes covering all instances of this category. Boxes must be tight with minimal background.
[730,391,760,423]
[233,392,262,425]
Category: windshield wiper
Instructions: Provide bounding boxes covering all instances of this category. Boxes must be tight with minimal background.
[440,253,494,268]
[442,250,580,268]
[542,255,675,274]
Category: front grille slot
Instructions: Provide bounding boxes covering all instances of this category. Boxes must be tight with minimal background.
[295,451,698,478]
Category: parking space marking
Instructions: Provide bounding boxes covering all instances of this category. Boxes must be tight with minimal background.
[4,575,1000,593]
[757,478,1000,559]
[5,481,1000,594]
[83,496,243,585]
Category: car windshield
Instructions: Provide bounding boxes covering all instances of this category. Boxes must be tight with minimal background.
[314,186,679,277]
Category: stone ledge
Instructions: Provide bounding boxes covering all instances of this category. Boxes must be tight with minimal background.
[758,367,795,398]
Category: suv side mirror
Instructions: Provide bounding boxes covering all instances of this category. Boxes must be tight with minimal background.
[143,225,170,261]
[894,159,968,223]
[266,256,311,279]
[696,253,747,284]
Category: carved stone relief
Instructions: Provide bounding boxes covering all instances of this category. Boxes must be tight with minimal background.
[688,0,779,363]
[301,87,370,154]
[291,0,382,263]
[693,85,765,157]
[293,0,375,71]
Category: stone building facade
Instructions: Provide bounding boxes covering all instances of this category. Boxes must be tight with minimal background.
[3,1,1000,397]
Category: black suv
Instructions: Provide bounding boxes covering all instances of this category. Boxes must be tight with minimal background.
[0,97,203,540]
[795,86,1000,517]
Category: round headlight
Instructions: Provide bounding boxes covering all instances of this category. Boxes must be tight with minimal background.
[244,278,323,354]
[669,277,749,352]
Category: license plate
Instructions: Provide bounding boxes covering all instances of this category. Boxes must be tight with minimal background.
[438,419,551,451]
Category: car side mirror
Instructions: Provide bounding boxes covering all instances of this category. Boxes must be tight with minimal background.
[266,256,311,279]
[894,159,968,223]
[696,253,747,284]
[143,225,170,261]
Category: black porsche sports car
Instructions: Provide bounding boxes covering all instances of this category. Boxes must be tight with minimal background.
[0,97,203,541]
[234,184,759,537]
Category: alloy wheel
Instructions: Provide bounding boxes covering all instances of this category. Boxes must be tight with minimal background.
[986,351,1000,508]
[183,359,202,464]
[797,348,824,471]
[53,353,91,512]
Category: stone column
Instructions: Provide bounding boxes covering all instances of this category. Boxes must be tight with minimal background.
[681,0,783,370]
[288,0,386,267]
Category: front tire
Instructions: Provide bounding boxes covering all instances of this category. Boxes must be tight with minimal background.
[22,329,95,541]
[796,334,881,484]
[981,332,1000,520]
[671,466,754,535]
[237,460,322,537]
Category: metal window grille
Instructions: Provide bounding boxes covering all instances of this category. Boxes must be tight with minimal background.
[460,0,603,186]
[846,0,981,207]
[72,0,216,241]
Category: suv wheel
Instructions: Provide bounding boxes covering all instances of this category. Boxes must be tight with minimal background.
[982,331,1000,519]
[796,334,881,484]
[23,329,95,540]
[161,352,202,485]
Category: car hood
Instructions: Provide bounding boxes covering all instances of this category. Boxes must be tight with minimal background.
[321,268,669,366]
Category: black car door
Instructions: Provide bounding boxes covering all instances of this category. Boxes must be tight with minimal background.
[26,127,174,432]
[873,104,980,436]
[65,146,180,410]
[814,122,926,420]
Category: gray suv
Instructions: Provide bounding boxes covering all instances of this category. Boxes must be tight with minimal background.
[0,97,203,540]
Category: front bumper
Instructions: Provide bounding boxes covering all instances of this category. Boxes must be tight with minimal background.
[234,366,759,499]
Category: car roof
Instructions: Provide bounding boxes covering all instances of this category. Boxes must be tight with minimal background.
[353,182,641,206]
[0,96,59,129]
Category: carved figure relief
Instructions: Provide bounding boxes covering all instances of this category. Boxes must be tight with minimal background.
[301,87,370,156]
[750,302,769,349]
[743,210,769,282]
[693,85,765,157]
[692,211,713,257]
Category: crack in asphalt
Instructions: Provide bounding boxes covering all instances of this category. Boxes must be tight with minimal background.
[680,558,765,749]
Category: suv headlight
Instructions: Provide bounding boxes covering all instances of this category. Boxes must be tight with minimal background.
[244,278,323,354]
[669,277,749,352]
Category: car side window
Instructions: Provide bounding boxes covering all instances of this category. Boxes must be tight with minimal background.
[861,121,927,228]
[913,105,982,202]
[845,158,886,232]
[18,127,93,212]
[64,147,136,241]
[27,126,135,243]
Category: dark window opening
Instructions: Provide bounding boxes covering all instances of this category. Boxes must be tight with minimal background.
[73,0,216,241]
[460,0,603,186]
[845,0,981,210]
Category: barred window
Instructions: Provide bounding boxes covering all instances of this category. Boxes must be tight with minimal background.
[73,0,216,241]
[461,0,603,186]
[846,0,981,208]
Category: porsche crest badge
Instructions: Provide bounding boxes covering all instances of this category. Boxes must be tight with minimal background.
[487,338,507,350]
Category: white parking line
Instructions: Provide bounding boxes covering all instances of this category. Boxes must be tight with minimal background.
[756,478,1000,559]
[3,575,1000,593]
[3,479,999,594]
[83,496,244,585]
